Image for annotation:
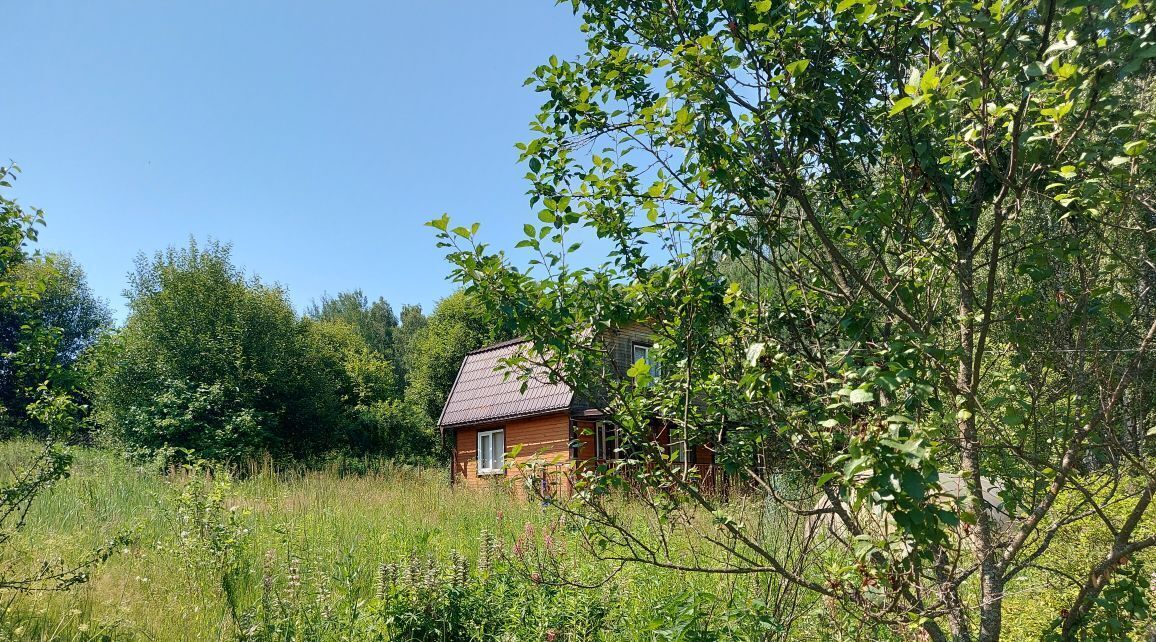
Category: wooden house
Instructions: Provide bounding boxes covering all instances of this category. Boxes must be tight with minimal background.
[437,327,714,491]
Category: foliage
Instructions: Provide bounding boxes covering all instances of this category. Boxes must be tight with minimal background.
[0,165,123,602]
[432,0,1156,640]
[87,240,351,460]
[161,460,252,621]
[404,291,511,425]
[306,290,401,394]
[10,253,113,365]
[83,238,462,463]
[0,441,795,642]
[0,193,109,437]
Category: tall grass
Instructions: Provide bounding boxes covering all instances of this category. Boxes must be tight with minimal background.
[0,441,758,641]
[6,440,1142,641]
[0,441,556,640]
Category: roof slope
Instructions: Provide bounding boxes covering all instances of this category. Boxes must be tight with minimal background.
[438,339,574,429]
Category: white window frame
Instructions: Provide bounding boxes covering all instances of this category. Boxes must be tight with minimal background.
[477,428,505,475]
[632,343,659,379]
[595,421,621,461]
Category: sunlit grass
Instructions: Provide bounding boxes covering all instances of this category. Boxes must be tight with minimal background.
[0,441,557,641]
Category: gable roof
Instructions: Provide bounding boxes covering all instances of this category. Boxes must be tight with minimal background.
[438,338,575,429]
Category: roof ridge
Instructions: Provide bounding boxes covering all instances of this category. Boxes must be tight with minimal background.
[466,336,529,355]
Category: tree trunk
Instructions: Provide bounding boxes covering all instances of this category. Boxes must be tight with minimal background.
[957,245,1003,642]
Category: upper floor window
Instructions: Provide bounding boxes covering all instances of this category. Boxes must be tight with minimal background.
[632,343,660,380]
[477,428,505,475]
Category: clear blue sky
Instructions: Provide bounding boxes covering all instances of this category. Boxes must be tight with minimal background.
[4,1,585,321]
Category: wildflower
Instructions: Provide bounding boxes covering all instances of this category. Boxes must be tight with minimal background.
[77,624,90,632]
[286,557,302,592]
[477,530,493,575]
[376,562,397,599]
[531,572,542,584]
[450,550,468,587]
[546,630,558,642]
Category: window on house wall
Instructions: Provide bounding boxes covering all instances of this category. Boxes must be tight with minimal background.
[477,428,505,475]
[669,427,697,465]
[595,421,621,460]
[632,343,659,380]
[569,421,581,460]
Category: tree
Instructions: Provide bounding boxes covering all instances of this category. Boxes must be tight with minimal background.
[404,291,509,425]
[13,254,113,364]
[434,1,1156,640]
[393,303,429,390]
[88,239,438,461]
[0,253,111,434]
[89,240,347,460]
[306,290,398,361]
[2,253,112,437]
[299,317,435,458]
[0,163,122,592]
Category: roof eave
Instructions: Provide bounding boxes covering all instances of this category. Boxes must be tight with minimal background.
[437,394,575,430]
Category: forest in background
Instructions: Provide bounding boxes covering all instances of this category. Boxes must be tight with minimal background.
[0,188,500,466]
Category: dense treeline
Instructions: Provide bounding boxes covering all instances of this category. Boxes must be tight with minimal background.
[0,216,498,464]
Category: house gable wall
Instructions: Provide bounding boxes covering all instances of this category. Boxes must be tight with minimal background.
[605,322,653,378]
[452,411,572,489]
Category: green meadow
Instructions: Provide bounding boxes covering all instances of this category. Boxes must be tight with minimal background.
[1,441,765,641]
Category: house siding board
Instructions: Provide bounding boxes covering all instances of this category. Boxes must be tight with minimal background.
[453,412,572,489]
[439,340,574,429]
[606,323,653,378]
[573,420,597,461]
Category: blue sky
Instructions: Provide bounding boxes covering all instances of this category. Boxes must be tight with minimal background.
[3,1,586,321]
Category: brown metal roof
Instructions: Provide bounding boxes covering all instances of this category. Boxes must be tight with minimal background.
[438,339,574,429]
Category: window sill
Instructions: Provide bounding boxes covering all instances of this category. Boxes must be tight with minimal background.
[477,469,505,477]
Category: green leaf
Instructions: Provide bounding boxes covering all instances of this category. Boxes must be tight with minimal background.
[425,214,449,232]
[537,211,556,224]
[627,358,653,386]
[1044,37,1078,55]
[523,224,536,237]
[900,469,925,501]
[1124,140,1148,157]
[1109,297,1132,320]
[889,97,914,116]
[848,388,873,404]
[1023,61,1047,78]
[919,66,940,93]
[528,157,542,173]
[785,59,810,76]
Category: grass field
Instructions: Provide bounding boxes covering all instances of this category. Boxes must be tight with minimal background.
[3,440,1154,641]
[0,441,752,641]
